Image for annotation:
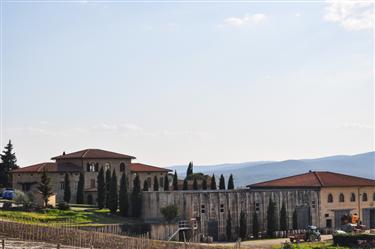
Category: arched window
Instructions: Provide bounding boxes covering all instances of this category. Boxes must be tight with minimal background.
[328,193,333,203]
[362,193,368,202]
[104,162,111,171]
[350,193,356,202]
[120,163,125,172]
[339,193,345,202]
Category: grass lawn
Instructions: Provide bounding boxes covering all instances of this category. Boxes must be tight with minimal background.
[0,207,139,226]
[273,241,349,249]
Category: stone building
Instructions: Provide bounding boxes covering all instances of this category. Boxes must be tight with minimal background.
[12,148,171,204]
[142,171,375,241]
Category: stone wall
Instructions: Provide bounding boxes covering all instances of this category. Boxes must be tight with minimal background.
[142,189,320,241]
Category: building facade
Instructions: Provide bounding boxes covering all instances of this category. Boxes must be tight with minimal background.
[12,149,171,204]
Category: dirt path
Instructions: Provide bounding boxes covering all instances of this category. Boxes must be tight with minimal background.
[0,237,87,249]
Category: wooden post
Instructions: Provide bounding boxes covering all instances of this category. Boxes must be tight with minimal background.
[57,243,60,249]
[2,239,4,249]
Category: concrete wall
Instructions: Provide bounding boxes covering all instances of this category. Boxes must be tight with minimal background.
[142,189,320,241]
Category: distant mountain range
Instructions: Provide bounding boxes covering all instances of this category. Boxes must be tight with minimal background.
[169,151,375,187]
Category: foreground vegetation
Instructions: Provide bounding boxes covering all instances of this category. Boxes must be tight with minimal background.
[274,241,349,249]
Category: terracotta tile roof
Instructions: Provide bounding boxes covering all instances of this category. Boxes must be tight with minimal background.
[129,163,171,172]
[12,162,81,173]
[51,149,136,160]
[248,171,375,188]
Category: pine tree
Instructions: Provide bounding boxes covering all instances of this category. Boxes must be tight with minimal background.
[202,178,208,190]
[219,174,225,190]
[97,167,105,209]
[253,212,260,239]
[227,174,234,190]
[131,174,142,217]
[0,140,18,188]
[292,210,298,229]
[143,179,149,191]
[226,211,232,241]
[172,171,178,190]
[239,211,247,240]
[63,173,71,203]
[210,174,217,190]
[153,175,159,191]
[108,171,118,214]
[163,175,169,191]
[38,169,53,208]
[105,169,111,208]
[119,173,129,216]
[186,161,193,179]
[183,178,188,190]
[76,172,84,204]
[280,202,287,231]
[193,178,198,190]
[266,197,277,237]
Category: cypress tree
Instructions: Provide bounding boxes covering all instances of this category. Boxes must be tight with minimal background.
[97,167,105,209]
[266,197,277,237]
[219,174,225,190]
[131,174,142,217]
[143,179,149,191]
[227,174,234,190]
[186,161,193,179]
[239,211,247,240]
[280,202,287,231]
[108,171,118,214]
[153,175,159,191]
[105,169,111,208]
[226,211,232,241]
[253,212,259,239]
[0,140,18,188]
[76,172,84,204]
[37,169,53,208]
[119,172,129,216]
[210,174,217,190]
[183,178,188,190]
[202,177,208,190]
[292,210,298,229]
[163,175,169,191]
[172,171,178,190]
[63,173,71,203]
[193,178,198,190]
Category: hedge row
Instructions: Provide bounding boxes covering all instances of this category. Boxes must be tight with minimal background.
[333,234,375,247]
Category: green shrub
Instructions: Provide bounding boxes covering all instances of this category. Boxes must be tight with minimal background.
[57,202,70,211]
[160,204,179,223]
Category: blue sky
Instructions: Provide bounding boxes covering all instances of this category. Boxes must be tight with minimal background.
[2,0,374,167]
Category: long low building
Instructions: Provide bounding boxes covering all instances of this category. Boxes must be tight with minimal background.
[142,171,375,241]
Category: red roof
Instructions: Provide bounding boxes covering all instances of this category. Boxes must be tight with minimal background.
[51,149,136,160]
[248,171,375,188]
[129,163,171,172]
[12,162,81,173]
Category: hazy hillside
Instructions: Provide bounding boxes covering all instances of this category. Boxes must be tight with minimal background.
[169,152,375,187]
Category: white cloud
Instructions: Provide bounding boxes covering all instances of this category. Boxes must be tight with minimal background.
[340,122,373,129]
[324,0,374,31]
[222,13,267,27]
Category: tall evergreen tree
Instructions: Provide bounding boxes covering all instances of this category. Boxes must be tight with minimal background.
[131,174,142,217]
[226,211,232,241]
[38,169,53,208]
[63,173,71,203]
[227,174,234,190]
[143,179,149,191]
[97,167,105,209]
[239,211,247,240]
[153,175,159,191]
[292,210,298,229]
[0,140,18,187]
[163,175,169,191]
[193,178,198,190]
[210,174,217,190]
[253,212,260,239]
[202,177,208,190]
[108,171,118,214]
[172,171,178,190]
[219,174,226,190]
[266,197,277,237]
[186,161,193,179]
[183,178,188,190]
[119,173,129,217]
[105,169,111,208]
[280,202,288,231]
[76,172,84,204]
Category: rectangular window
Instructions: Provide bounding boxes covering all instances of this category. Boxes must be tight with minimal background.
[220,204,224,213]
[201,204,205,214]
[60,182,65,190]
[255,203,260,211]
[326,219,332,228]
[160,177,164,187]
